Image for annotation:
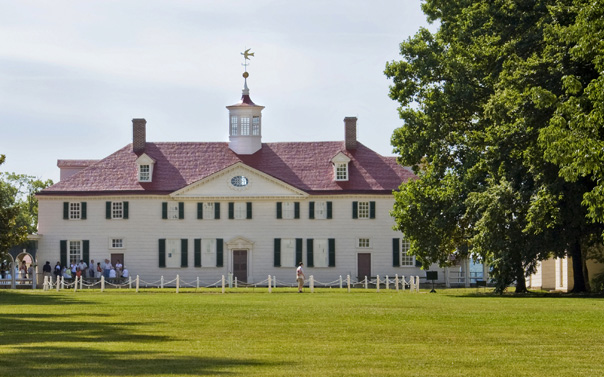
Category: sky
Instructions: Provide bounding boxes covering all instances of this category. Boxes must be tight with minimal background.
[0,1,434,183]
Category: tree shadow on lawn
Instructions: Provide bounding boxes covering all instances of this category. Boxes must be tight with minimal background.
[453,291,604,299]
[0,346,275,376]
[0,290,94,305]
[0,313,169,346]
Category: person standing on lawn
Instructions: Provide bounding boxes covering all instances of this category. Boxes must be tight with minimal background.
[296,262,305,293]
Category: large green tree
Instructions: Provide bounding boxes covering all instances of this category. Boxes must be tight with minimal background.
[386,0,602,292]
[0,155,53,261]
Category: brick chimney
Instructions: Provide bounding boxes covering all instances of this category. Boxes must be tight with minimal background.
[344,117,357,150]
[132,118,146,153]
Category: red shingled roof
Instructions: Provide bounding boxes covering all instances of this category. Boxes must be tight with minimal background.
[39,142,415,196]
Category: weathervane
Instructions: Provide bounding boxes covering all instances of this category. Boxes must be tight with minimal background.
[241,48,254,78]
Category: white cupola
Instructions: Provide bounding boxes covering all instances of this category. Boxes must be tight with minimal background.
[227,50,264,155]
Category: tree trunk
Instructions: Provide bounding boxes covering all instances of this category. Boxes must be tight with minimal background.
[570,239,587,293]
[514,261,528,294]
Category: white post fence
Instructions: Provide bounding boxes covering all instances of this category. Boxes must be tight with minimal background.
[386,275,389,290]
[364,276,368,290]
[395,274,399,292]
[160,276,164,289]
[136,275,140,293]
[376,275,380,293]
[268,275,272,293]
[101,276,105,292]
[310,275,314,293]
[347,275,351,293]
[221,275,225,294]
[176,275,180,294]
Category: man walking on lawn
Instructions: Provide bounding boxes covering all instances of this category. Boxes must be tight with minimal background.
[296,262,305,293]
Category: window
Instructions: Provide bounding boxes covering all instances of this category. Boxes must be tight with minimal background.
[229,202,252,219]
[309,201,332,219]
[162,202,184,220]
[203,202,215,219]
[202,239,217,267]
[139,165,150,181]
[231,175,249,187]
[69,241,81,265]
[400,237,414,266]
[231,116,238,136]
[358,202,370,219]
[307,238,335,268]
[358,238,370,248]
[110,238,124,249]
[274,238,302,267]
[70,202,81,219]
[106,201,128,219]
[335,163,348,181]
[352,201,375,219]
[165,239,181,268]
[277,202,300,219]
[241,117,250,135]
[252,116,260,135]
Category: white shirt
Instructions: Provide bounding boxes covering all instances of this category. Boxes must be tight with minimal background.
[122,269,129,278]
[296,266,304,279]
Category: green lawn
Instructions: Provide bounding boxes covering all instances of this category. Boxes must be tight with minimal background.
[1,288,603,376]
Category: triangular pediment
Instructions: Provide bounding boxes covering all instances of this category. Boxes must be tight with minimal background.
[171,162,308,199]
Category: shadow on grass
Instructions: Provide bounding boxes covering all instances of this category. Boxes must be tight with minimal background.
[0,313,170,346]
[0,346,274,376]
[0,290,94,305]
[453,291,604,299]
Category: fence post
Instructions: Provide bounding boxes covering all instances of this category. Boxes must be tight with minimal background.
[79,275,83,290]
[402,275,406,291]
[386,275,389,290]
[56,276,61,292]
[196,277,199,290]
[32,270,37,289]
[268,275,272,293]
[376,275,380,293]
[310,275,314,293]
[176,275,180,294]
[160,276,164,289]
[364,276,368,290]
[101,276,105,292]
[395,274,399,292]
[136,275,140,293]
[347,275,351,293]
[61,276,65,290]
[339,275,343,289]
[416,276,420,292]
[43,276,48,291]
[74,276,78,292]
[235,277,238,288]
[221,275,225,294]
[274,276,277,289]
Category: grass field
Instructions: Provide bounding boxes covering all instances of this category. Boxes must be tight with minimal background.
[1,288,603,376]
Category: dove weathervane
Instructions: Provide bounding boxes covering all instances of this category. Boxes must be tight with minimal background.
[241,48,255,78]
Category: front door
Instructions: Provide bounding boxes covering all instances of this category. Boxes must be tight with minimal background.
[233,250,248,283]
[357,253,371,280]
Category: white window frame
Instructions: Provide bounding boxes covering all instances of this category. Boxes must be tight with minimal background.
[167,203,180,220]
[252,116,260,135]
[203,202,215,220]
[139,165,150,182]
[202,239,217,267]
[314,201,327,219]
[109,238,125,249]
[231,116,238,136]
[69,202,81,220]
[166,239,181,268]
[314,239,329,268]
[357,238,371,248]
[241,117,250,135]
[335,163,348,181]
[281,238,296,268]
[112,202,123,219]
[400,237,414,266]
[358,201,370,219]
[234,202,247,219]
[69,240,82,265]
[282,202,296,219]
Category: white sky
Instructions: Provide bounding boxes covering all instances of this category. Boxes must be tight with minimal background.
[0,0,434,183]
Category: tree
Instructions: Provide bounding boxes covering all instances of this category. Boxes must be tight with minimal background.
[386,0,602,293]
[0,155,53,261]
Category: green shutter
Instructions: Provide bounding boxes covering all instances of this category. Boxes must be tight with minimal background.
[83,240,90,265]
[214,202,220,219]
[352,201,358,219]
[392,238,400,267]
[106,201,111,219]
[123,202,129,219]
[194,239,201,267]
[178,202,184,219]
[197,203,203,219]
[370,201,376,219]
[246,202,252,219]
[162,202,168,219]
[276,202,282,219]
[309,202,315,219]
[81,202,87,220]
[63,202,69,219]
[328,238,335,267]
[159,239,166,268]
[295,238,303,265]
[228,202,234,219]
[306,239,314,267]
[327,202,333,219]
[181,239,188,267]
[416,257,423,267]
[216,239,224,267]
[294,202,300,219]
[274,239,281,267]
[60,240,67,267]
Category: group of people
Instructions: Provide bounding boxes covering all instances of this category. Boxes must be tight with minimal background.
[44,259,129,282]
[0,261,33,280]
